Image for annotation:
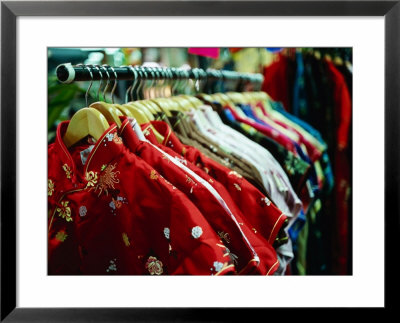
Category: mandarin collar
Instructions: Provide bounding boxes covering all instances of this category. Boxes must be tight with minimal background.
[150,120,186,156]
[55,120,124,182]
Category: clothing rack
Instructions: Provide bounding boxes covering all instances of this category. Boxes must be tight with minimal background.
[56,63,264,85]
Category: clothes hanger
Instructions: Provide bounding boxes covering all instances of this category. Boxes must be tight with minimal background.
[122,66,154,123]
[89,65,122,127]
[63,65,109,148]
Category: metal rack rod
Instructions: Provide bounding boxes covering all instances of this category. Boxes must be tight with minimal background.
[56,63,264,85]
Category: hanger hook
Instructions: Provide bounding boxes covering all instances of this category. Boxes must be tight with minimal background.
[136,67,145,100]
[127,66,139,102]
[92,65,103,101]
[108,66,118,104]
[101,64,111,103]
[77,64,94,106]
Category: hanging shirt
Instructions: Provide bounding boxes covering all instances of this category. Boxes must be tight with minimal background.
[48,121,236,276]
[119,118,280,275]
[142,119,289,247]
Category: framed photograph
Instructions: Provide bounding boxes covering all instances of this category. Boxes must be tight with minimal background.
[1,0,396,321]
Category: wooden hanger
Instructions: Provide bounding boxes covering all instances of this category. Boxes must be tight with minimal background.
[63,108,109,148]
[90,101,123,127]
[62,65,110,148]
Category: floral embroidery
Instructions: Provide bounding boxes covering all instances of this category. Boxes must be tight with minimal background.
[55,230,68,242]
[90,163,120,196]
[163,227,170,240]
[122,233,130,247]
[233,183,242,191]
[143,128,150,137]
[260,196,271,206]
[101,164,108,172]
[48,179,55,196]
[210,261,230,275]
[181,147,186,156]
[145,256,163,275]
[150,170,159,180]
[208,179,214,184]
[186,175,195,185]
[203,167,210,174]
[62,164,72,179]
[191,226,203,239]
[228,170,242,178]
[106,259,117,272]
[113,133,123,144]
[79,206,87,217]
[109,196,127,215]
[218,231,231,244]
[105,133,114,142]
[85,171,98,188]
[213,261,224,272]
[56,201,72,222]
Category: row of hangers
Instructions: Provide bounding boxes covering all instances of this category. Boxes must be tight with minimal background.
[62,64,267,148]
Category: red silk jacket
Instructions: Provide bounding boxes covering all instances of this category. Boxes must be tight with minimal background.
[48,121,235,275]
[119,118,280,275]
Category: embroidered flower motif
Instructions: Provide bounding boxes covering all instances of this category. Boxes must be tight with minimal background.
[48,179,55,196]
[150,170,159,180]
[191,226,203,239]
[143,128,150,136]
[62,164,72,179]
[218,231,231,244]
[90,163,120,196]
[85,171,98,188]
[233,183,242,191]
[213,261,224,272]
[101,164,108,172]
[113,133,123,144]
[79,206,87,217]
[260,196,271,206]
[106,259,117,272]
[55,230,68,242]
[105,133,114,141]
[122,233,130,247]
[203,167,210,174]
[145,256,163,275]
[228,170,242,179]
[109,201,116,210]
[56,201,72,222]
[163,227,170,240]
[186,175,195,185]
[181,147,186,156]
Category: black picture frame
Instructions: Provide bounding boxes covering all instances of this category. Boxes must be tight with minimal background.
[1,0,397,321]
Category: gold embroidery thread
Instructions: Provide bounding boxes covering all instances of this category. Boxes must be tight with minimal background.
[48,179,55,196]
[122,233,130,247]
[62,164,72,179]
[150,170,159,180]
[55,230,68,242]
[56,201,72,222]
[233,183,242,191]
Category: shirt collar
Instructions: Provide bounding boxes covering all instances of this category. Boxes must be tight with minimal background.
[55,120,124,181]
